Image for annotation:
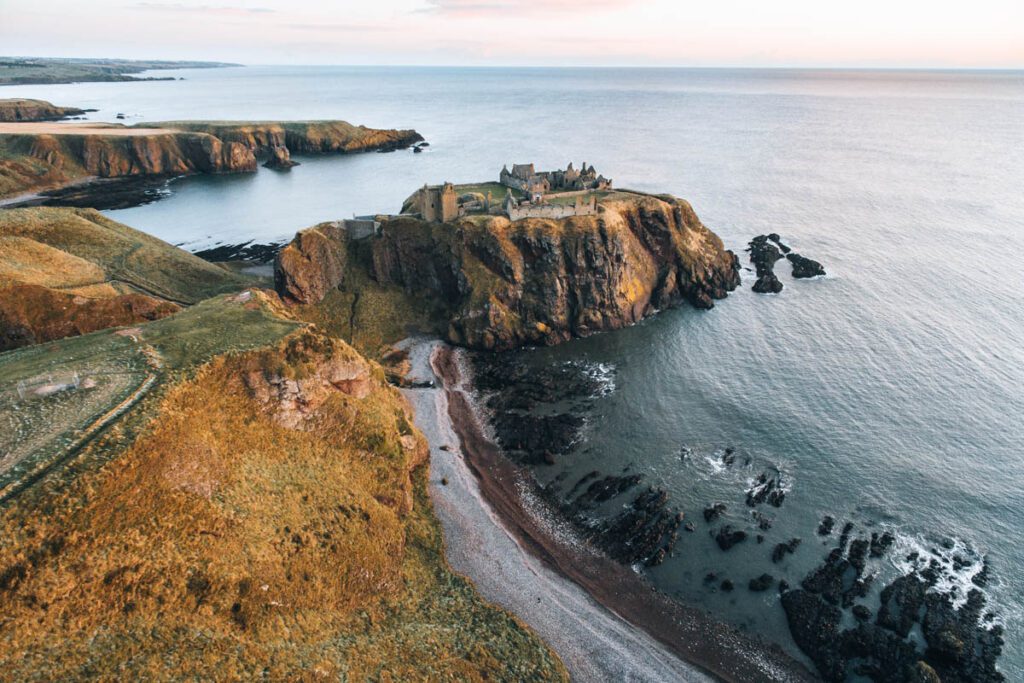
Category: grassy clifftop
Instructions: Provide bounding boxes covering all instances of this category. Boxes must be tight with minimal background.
[0,207,255,349]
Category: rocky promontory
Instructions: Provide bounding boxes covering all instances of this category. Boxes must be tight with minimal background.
[276,192,740,350]
[0,120,423,200]
[0,98,90,122]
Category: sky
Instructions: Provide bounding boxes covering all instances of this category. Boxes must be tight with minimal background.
[1,0,1022,68]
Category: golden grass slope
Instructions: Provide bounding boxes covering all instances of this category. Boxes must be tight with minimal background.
[0,327,567,681]
[0,207,256,349]
[0,207,252,303]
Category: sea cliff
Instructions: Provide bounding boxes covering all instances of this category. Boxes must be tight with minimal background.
[0,120,423,199]
[0,98,87,122]
[275,192,741,350]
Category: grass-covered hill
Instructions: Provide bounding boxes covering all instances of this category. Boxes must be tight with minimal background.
[0,208,567,680]
[0,207,254,349]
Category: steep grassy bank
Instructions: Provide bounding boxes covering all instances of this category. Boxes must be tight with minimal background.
[0,207,254,349]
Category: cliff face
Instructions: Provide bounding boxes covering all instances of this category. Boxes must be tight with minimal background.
[159,121,424,155]
[0,120,423,199]
[0,99,87,122]
[276,193,740,351]
[274,221,349,304]
[0,283,178,351]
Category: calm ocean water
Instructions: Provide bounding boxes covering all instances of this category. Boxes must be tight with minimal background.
[7,66,1023,677]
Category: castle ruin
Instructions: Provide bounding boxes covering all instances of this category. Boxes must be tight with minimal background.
[499,162,611,199]
[409,163,612,223]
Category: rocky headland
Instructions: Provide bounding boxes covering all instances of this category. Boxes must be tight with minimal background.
[275,191,740,350]
[0,98,91,122]
[0,120,423,201]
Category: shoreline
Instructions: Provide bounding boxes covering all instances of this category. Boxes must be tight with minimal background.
[404,338,818,682]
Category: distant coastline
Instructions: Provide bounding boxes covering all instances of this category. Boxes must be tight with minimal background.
[0,57,240,86]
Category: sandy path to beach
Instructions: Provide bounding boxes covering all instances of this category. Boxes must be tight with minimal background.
[400,338,715,682]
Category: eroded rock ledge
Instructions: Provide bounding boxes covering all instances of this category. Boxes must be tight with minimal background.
[275,193,741,350]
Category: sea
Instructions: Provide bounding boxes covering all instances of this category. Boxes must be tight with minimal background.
[5,65,1022,678]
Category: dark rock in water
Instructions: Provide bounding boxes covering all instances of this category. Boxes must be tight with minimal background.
[973,557,992,588]
[778,579,790,593]
[10,175,175,212]
[818,516,836,536]
[878,574,929,638]
[756,534,765,544]
[746,471,786,507]
[852,604,873,621]
[567,470,599,497]
[754,511,774,531]
[263,145,299,169]
[848,538,870,576]
[921,589,1005,683]
[704,572,718,583]
[749,573,774,591]
[752,272,784,294]
[194,241,282,264]
[720,579,734,592]
[787,252,826,278]
[580,486,683,566]
[870,531,896,558]
[715,525,748,551]
[768,234,792,253]
[722,446,736,465]
[491,410,584,465]
[838,522,855,550]
[772,538,802,563]
[703,502,727,523]
[781,589,845,681]
[748,235,785,294]
[571,474,642,510]
[684,521,695,532]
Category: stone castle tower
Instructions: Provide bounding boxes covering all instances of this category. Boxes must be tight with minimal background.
[418,182,458,222]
